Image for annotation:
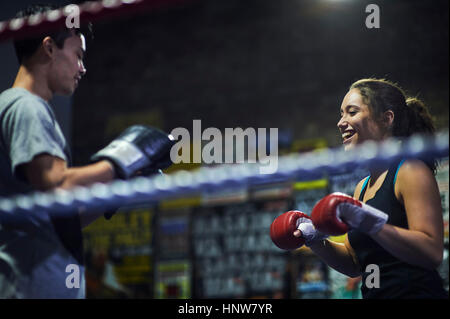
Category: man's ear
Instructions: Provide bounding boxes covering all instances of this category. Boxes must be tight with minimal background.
[42,36,54,57]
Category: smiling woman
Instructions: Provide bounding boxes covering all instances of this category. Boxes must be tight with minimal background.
[288,78,448,299]
[343,78,437,171]
[338,87,389,151]
[270,78,449,298]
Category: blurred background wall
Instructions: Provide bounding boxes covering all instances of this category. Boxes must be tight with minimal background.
[72,0,450,164]
[1,0,447,163]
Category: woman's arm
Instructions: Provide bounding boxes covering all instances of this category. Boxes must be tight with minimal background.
[370,159,444,269]
[308,178,367,277]
[308,236,361,277]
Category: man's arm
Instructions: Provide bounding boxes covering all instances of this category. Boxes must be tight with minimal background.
[18,153,115,228]
[19,154,115,190]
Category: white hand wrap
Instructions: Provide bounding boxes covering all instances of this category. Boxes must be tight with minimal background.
[336,202,388,235]
[92,140,149,179]
[296,217,328,246]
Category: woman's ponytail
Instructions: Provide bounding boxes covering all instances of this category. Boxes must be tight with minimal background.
[405,97,435,136]
[405,97,437,173]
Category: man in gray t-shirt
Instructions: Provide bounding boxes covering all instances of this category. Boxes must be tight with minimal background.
[0,88,69,197]
[0,87,86,298]
[0,4,174,298]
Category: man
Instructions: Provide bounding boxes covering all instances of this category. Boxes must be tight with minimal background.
[0,4,173,298]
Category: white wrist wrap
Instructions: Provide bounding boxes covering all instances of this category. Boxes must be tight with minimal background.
[337,202,388,235]
[296,217,328,246]
[94,140,149,178]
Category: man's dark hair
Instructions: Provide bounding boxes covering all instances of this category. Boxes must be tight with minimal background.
[13,4,92,64]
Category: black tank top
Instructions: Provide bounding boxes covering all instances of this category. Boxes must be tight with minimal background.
[347,159,447,299]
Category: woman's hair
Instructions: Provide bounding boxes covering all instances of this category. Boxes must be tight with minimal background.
[350,78,437,173]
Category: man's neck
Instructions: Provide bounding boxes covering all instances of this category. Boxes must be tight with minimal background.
[12,64,53,102]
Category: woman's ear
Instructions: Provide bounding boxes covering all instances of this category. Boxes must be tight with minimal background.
[384,110,395,130]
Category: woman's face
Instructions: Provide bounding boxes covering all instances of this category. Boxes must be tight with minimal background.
[337,88,386,151]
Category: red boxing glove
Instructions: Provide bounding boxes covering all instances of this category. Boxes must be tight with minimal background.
[310,193,356,235]
[311,192,388,235]
[270,210,308,250]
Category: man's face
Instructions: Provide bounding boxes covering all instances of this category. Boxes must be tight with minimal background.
[48,33,86,95]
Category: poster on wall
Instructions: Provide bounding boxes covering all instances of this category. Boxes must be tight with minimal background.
[155,207,191,260]
[83,207,154,298]
[192,192,292,298]
[155,261,191,298]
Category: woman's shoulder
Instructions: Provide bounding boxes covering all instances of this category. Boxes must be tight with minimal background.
[395,158,437,194]
[397,159,433,178]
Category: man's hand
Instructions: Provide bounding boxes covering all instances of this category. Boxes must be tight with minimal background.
[91,125,174,179]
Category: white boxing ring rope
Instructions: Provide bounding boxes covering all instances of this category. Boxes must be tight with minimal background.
[0,131,448,220]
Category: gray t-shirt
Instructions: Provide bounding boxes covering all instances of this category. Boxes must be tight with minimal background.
[0,88,85,298]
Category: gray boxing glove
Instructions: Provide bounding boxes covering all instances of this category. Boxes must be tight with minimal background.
[91,125,174,179]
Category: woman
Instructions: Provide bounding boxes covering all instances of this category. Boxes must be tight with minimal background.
[296,78,447,298]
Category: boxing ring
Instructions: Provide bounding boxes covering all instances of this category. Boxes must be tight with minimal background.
[0,0,449,300]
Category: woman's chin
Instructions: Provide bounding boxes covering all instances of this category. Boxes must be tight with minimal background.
[343,142,355,151]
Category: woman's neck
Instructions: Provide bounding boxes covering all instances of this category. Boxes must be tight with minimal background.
[368,166,389,183]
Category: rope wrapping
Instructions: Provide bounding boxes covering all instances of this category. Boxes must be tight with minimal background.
[0,0,192,42]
